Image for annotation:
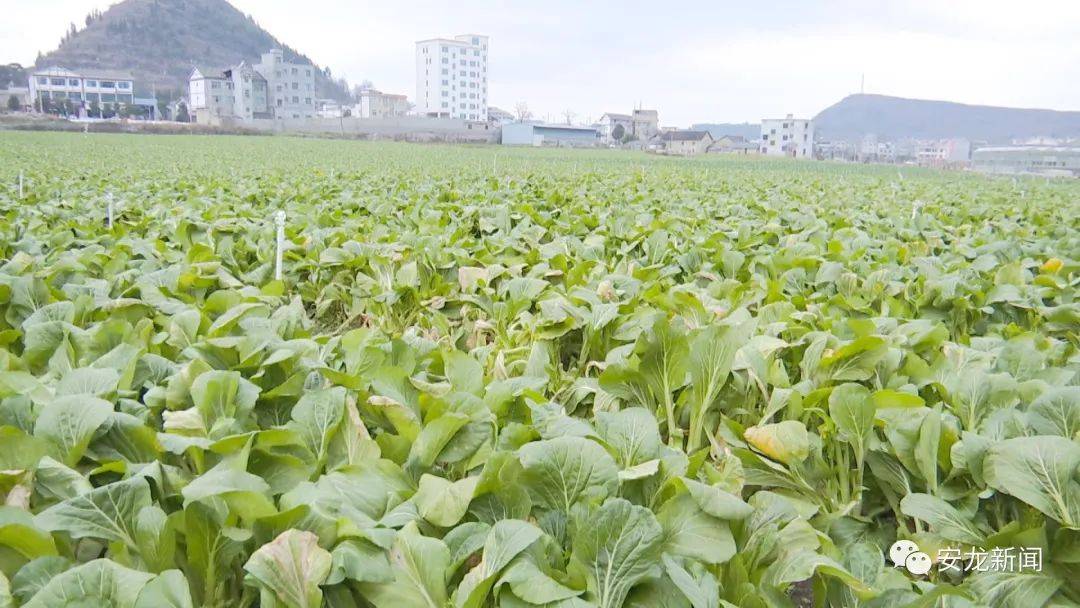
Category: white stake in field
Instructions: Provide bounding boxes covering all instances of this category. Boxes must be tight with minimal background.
[274,210,287,281]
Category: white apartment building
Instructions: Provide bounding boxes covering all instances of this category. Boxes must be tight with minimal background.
[189,66,232,122]
[415,34,488,121]
[760,114,814,158]
[29,66,135,110]
[255,49,316,119]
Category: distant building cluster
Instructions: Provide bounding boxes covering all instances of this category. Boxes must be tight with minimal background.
[189,50,317,124]
[4,28,1078,175]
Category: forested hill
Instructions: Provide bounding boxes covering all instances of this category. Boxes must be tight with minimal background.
[33,0,352,102]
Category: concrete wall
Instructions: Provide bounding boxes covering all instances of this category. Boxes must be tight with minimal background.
[242,115,497,142]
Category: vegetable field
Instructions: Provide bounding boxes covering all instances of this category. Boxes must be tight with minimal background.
[0,131,1078,608]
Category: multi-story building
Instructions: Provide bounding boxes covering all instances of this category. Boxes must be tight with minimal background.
[189,50,315,123]
[355,86,410,118]
[189,62,271,123]
[915,139,971,166]
[760,114,814,157]
[254,49,316,119]
[226,62,270,121]
[598,113,633,141]
[415,34,488,121]
[28,66,136,112]
[631,109,659,140]
[188,66,232,122]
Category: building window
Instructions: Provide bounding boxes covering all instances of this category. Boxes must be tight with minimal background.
[304,98,311,104]
[37,77,47,85]
[86,80,97,87]
[68,79,79,86]
[51,78,65,86]
[101,81,115,88]
[118,82,130,89]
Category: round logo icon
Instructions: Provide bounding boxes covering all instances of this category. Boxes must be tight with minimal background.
[905,551,933,575]
[889,540,919,568]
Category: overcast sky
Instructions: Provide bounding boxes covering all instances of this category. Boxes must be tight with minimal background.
[3,0,1079,125]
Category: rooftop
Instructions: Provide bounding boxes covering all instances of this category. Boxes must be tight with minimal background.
[660,130,711,142]
[190,66,229,79]
[511,122,599,132]
[33,65,135,81]
[975,146,1080,153]
[416,37,484,46]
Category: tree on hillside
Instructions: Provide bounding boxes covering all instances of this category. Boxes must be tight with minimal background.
[7,95,19,113]
[611,123,625,141]
[176,104,190,123]
[89,100,100,118]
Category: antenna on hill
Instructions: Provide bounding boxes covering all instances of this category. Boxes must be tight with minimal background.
[860,74,865,95]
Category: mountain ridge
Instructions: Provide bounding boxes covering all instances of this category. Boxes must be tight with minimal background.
[813,94,1080,142]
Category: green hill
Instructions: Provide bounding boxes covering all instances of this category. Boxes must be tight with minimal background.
[34,0,352,103]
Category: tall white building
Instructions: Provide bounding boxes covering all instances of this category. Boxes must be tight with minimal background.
[760,114,814,158]
[415,34,488,121]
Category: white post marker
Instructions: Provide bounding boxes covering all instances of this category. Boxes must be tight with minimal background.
[912,200,924,221]
[274,210,286,281]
